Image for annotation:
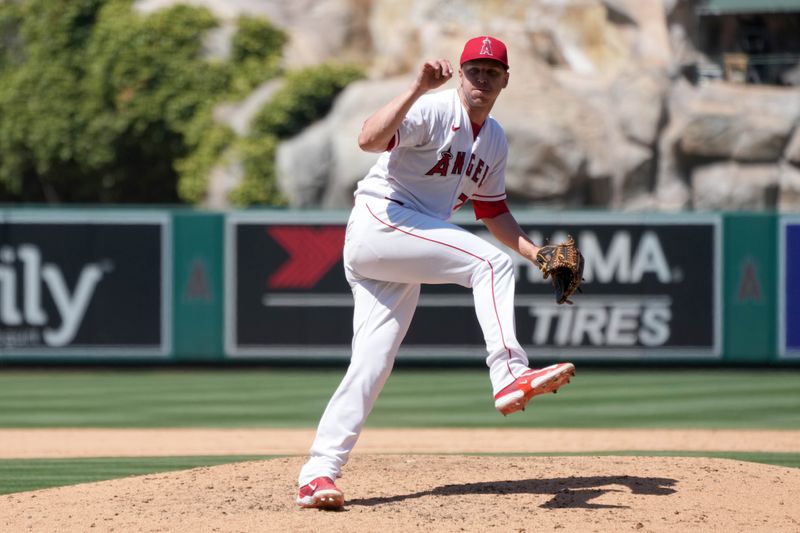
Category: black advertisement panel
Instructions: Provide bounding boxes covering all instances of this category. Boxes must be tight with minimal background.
[227,213,720,360]
[0,213,170,357]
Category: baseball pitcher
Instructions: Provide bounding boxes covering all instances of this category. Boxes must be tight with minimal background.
[297,35,583,509]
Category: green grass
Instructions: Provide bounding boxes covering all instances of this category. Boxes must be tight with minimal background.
[0,456,272,495]
[1,451,797,496]
[0,368,798,428]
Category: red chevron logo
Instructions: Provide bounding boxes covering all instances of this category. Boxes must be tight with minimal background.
[267,226,345,289]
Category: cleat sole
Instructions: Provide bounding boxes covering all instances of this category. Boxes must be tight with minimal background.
[495,364,575,416]
[297,489,344,510]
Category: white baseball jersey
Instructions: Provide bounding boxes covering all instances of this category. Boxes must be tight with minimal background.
[354,88,508,220]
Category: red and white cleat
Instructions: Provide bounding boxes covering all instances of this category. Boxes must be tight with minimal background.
[297,476,344,509]
[494,363,575,416]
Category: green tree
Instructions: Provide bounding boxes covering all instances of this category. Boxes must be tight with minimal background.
[0,0,229,202]
[0,1,361,206]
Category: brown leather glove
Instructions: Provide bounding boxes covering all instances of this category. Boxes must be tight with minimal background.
[535,235,585,305]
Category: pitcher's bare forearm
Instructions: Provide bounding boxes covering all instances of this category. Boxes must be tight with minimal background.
[482,212,540,262]
[358,59,453,152]
[357,85,426,152]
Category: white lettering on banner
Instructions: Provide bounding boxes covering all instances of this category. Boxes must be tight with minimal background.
[640,306,671,346]
[18,245,47,325]
[572,307,606,345]
[41,264,105,346]
[607,306,639,345]
[0,246,22,325]
[0,244,109,347]
[575,230,672,283]
[478,229,676,284]
[0,328,39,347]
[530,301,672,347]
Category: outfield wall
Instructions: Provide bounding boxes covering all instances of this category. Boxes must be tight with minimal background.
[0,208,795,365]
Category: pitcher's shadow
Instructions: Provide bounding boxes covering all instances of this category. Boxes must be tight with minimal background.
[347,475,677,509]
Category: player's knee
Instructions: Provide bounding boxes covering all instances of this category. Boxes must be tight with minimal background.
[488,250,513,275]
[473,250,513,285]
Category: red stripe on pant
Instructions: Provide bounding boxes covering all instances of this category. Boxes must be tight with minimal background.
[365,203,518,381]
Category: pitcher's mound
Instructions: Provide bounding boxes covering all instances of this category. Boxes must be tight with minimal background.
[2,455,798,532]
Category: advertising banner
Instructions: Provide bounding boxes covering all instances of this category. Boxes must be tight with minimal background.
[226,212,721,361]
[226,213,351,358]
[780,217,800,359]
[0,212,171,358]
[507,215,722,359]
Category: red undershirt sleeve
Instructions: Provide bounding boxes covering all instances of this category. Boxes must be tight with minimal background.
[473,199,510,220]
[385,130,399,151]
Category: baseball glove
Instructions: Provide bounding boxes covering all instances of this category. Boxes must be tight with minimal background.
[536,235,584,305]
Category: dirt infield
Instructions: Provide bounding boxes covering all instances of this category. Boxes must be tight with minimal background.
[1,429,799,532]
[1,428,799,458]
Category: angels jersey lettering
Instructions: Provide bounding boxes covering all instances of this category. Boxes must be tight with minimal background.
[354,88,508,221]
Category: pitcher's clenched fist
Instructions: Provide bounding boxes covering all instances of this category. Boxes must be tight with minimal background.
[416,59,454,91]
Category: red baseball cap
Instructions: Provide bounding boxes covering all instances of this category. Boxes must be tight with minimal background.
[460,36,509,68]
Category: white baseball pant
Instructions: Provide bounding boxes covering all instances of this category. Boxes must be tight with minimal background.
[298,195,530,485]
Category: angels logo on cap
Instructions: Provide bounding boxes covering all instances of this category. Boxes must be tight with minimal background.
[460,35,509,68]
[479,37,493,57]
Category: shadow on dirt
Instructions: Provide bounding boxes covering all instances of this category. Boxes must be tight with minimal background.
[347,475,677,509]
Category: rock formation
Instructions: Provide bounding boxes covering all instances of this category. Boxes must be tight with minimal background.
[136,0,800,211]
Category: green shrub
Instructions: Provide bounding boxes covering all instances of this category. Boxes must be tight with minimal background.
[0,0,291,204]
[175,123,236,204]
[230,63,364,206]
[250,63,365,139]
[0,1,363,206]
[0,0,232,202]
[228,135,285,207]
[0,0,103,199]
[226,16,287,98]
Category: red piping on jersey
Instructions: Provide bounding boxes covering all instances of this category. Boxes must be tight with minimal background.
[365,202,519,381]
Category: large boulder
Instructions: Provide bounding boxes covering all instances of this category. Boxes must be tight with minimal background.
[678,106,795,162]
[680,108,791,161]
[610,67,667,146]
[492,66,590,203]
[674,82,800,162]
[502,119,587,202]
[543,67,664,207]
[691,162,779,210]
[140,0,800,212]
[323,80,407,207]
[653,80,693,211]
[275,120,334,207]
[649,80,692,212]
[367,0,536,78]
[276,79,406,208]
[601,0,672,68]
[658,80,800,211]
